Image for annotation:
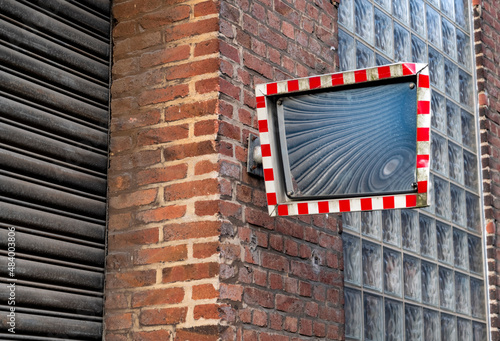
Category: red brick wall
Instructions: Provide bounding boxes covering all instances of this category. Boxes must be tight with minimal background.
[475,0,500,338]
[105,0,343,340]
[216,0,344,340]
[105,0,222,339]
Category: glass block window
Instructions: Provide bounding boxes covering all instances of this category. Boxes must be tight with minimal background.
[339,0,488,339]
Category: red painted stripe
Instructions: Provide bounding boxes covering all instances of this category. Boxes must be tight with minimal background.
[406,194,417,207]
[288,79,299,92]
[258,119,269,133]
[360,198,372,211]
[278,205,289,216]
[416,155,429,168]
[297,203,309,215]
[383,196,395,209]
[417,101,430,115]
[261,144,272,157]
[417,127,430,141]
[256,96,266,108]
[267,83,278,95]
[418,74,430,88]
[402,63,416,75]
[309,77,321,89]
[354,70,367,82]
[318,201,329,213]
[331,73,344,86]
[378,66,391,79]
[263,168,274,181]
[418,180,428,194]
[267,193,277,205]
[339,200,350,212]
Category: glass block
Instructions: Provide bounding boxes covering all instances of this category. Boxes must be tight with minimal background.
[468,234,483,275]
[364,294,383,341]
[411,35,427,63]
[343,233,362,285]
[448,141,464,184]
[394,23,411,62]
[356,41,376,68]
[427,0,439,7]
[339,30,356,71]
[421,261,439,306]
[405,304,423,341]
[362,240,382,291]
[431,133,448,175]
[441,0,455,19]
[439,266,455,311]
[375,8,393,57]
[473,322,487,341]
[466,192,480,232]
[355,0,374,44]
[470,278,486,319]
[402,209,420,253]
[431,91,446,133]
[423,173,435,214]
[463,151,478,192]
[457,30,471,69]
[393,0,409,24]
[385,299,403,341]
[429,47,444,90]
[423,309,440,341]
[362,210,381,239]
[455,272,470,315]
[383,210,401,247]
[453,228,469,270]
[445,59,459,101]
[384,247,402,297]
[434,176,450,220]
[437,221,454,265]
[404,255,421,302]
[459,70,473,108]
[374,0,391,11]
[457,318,472,341]
[450,184,465,227]
[376,53,391,66]
[461,110,476,150]
[427,5,442,49]
[441,314,457,341]
[420,214,436,259]
[447,100,461,143]
[343,212,361,232]
[345,288,362,339]
[455,0,469,30]
[410,0,426,38]
[339,0,354,30]
[442,18,457,60]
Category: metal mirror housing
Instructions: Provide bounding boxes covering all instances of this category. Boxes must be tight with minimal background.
[254,63,431,216]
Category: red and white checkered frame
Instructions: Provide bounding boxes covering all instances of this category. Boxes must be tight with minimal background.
[255,63,431,217]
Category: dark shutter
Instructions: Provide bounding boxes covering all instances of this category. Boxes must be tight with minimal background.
[0,0,110,339]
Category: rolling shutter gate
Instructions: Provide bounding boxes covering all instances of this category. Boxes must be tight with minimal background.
[0,0,111,339]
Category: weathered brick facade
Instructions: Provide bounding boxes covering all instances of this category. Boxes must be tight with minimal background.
[105,0,343,340]
[475,0,500,339]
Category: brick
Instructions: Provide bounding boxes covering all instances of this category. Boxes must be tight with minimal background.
[140,307,187,325]
[164,140,217,160]
[134,244,187,265]
[138,84,189,106]
[243,287,274,308]
[276,294,304,314]
[165,18,219,43]
[109,188,157,210]
[140,45,190,68]
[220,283,244,301]
[195,119,219,136]
[132,330,171,341]
[106,269,156,289]
[166,59,219,81]
[111,108,161,131]
[195,38,219,56]
[132,287,184,307]
[194,304,220,319]
[136,205,186,223]
[140,5,190,29]
[108,228,159,251]
[175,326,219,341]
[195,160,218,175]
[193,283,219,300]
[113,0,163,19]
[163,221,220,241]
[260,333,288,341]
[262,251,289,272]
[110,149,161,171]
[104,292,129,310]
[162,262,219,283]
[252,309,267,326]
[137,124,189,146]
[114,31,162,56]
[164,178,219,201]
[106,312,132,331]
[195,200,219,216]
[136,164,188,186]
[193,241,219,258]
[165,99,218,121]
[196,77,220,94]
